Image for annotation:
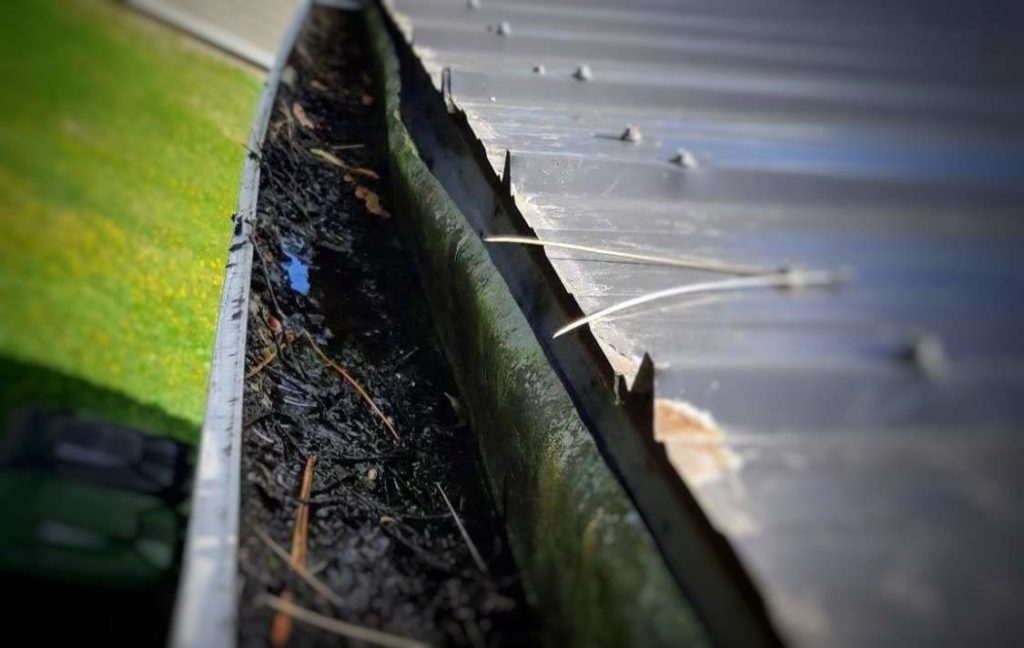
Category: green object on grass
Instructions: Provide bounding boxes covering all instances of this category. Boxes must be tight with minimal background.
[0,0,261,442]
[0,472,181,587]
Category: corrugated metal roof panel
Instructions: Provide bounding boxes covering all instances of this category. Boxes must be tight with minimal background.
[393,0,1024,644]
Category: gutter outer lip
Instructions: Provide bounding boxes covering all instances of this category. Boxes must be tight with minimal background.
[167,2,313,646]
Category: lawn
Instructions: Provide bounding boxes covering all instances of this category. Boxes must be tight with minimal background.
[0,0,262,442]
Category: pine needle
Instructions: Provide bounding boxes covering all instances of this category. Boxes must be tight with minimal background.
[260,595,428,648]
[254,528,344,609]
[301,330,399,441]
[309,147,379,180]
[270,454,318,648]
[436,482,488,574]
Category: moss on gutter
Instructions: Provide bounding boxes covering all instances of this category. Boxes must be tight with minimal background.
[363,6,708,646]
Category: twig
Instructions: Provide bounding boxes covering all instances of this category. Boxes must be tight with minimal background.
[436,482,488,575]
[242,141,263,161]
[309,148,380,180]
[266,170,313,221]
[554,269,847,338]
[254,528,344,609]
[252,241,312,381]
[485,235,775,276]
[252,240,287,324]
[259,595,428,648]
[270,454,318,648]
[390,347,418,370]
[282,397,316,409]
[301,330,399,441]
[379,524,458,573]
[246,337,292,380]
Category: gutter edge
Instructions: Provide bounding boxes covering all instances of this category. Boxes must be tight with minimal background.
[364,5,710,646]
[167,2,312,646]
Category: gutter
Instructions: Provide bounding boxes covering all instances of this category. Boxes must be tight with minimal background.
[168,2,313,645]
[363,5,709,645]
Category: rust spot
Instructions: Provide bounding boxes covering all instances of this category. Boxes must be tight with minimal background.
[654,398,741,487]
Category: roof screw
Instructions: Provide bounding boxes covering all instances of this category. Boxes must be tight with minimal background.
[907,333,947,377]
[573,64,593,81]
[671,148,699,169]
[780,265,809,290]
[533,63,546,75]
[620,124,642,142]
[467,0,480,9]
[496,20,511,36]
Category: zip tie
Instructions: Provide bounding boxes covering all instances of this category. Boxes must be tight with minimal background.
[553,268,847,338]
[485,235,776,276]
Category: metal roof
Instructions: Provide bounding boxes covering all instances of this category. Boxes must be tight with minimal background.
[392,0,1024,644]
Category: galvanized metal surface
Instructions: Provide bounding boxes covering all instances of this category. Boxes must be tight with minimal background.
[391,0,1024,645]
[168,2,312,646]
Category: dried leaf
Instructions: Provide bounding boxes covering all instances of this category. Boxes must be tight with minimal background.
[361,93,374,106]
[309,148,379,180]
[348,165,378,180]
[291,102,315,129]
[354,185,391,219]
[309,147,343,167]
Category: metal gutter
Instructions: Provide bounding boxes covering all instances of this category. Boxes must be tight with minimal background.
[363,6,708,644]
[167,2,312,645]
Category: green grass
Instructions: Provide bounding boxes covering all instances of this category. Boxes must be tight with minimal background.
[0,0,262,442]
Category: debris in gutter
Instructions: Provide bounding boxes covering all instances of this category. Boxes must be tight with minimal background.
[270,454,317,648]
[260,595,428,648]
[301,330,398,439]
[437,482,489,575]
[254,528,344,609]
[238,10,535,645]
[353,184,392,219]
[444,391,468,427]
[309,147,379,179]
[291,102,315,129]
[281,65,298,90]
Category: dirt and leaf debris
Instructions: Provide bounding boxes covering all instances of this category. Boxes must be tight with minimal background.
[238,9,534,647]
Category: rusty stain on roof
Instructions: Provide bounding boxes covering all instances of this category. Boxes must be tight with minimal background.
[654,398,741,488]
